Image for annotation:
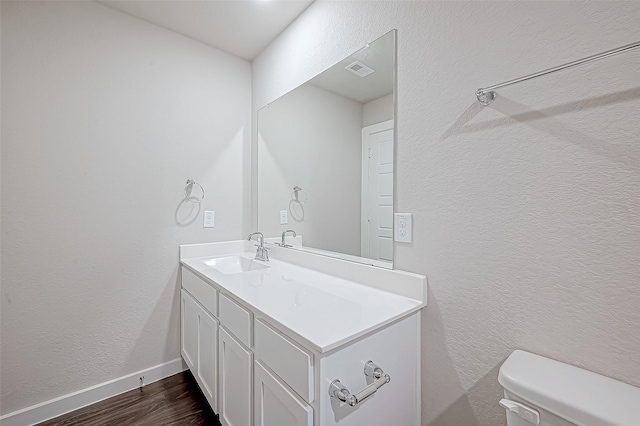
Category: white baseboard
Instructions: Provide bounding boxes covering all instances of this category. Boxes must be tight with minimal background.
[0,358,187,426]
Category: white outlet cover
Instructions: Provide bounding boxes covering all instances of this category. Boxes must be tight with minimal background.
[204,211,215,228]
[394,213,412,243]
[280,210,288,225]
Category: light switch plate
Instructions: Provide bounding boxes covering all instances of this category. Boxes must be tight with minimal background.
[394,213,412,243]
[280,210,288,225]
[204,211,215,228]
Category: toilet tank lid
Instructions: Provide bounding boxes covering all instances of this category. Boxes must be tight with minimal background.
[499,350,640,426]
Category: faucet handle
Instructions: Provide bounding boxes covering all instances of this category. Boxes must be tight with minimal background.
[254,245,269,262]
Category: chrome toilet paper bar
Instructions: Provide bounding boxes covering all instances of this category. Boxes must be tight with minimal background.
[329,361,391,407]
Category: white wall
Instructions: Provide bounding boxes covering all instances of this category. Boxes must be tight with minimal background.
[258,83,363,255]
[363,93,393,127]
[0,1,250,415]
[252,2,640,425]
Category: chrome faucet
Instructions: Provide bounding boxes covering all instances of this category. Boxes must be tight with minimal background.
[280,230,296,248]
[247,232,269,262]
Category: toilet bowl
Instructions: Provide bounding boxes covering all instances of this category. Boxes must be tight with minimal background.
[499,350,640,426]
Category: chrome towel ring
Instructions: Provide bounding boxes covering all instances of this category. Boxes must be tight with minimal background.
[292,186,307,204]
[289,186,306,222]
[185,179,205,203]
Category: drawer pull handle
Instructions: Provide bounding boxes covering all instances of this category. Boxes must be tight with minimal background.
[329,361,391,407]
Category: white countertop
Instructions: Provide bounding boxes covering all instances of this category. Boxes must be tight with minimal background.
[180,242,426,353]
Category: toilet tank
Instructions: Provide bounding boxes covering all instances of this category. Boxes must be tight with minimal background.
[498,350,640,426]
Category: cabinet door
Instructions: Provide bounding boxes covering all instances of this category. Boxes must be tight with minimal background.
[255,362,313,426]
[219,327,253,426]
[198,307,219,412]
[181,290,198,371]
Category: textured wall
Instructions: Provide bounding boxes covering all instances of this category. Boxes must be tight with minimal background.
[1,2,250,415]
[258,83,363,255]
[252,2,640,425]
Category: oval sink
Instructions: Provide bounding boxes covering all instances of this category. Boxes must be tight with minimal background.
[203,255,270,275]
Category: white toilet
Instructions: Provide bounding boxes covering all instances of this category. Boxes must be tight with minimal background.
[499,350,640,426]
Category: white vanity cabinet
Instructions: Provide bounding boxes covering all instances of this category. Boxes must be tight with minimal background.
[182,274,315,426]
[181,268,254,426]
[254,319,314,426]
[182,267,315,426]
[219,326,253,426]
[180,289,198,370]
[181,264,221,412]
[179,242,426,426]
[180,289,219,412]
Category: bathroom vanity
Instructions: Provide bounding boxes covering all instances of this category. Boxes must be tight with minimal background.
[179,240,426,426]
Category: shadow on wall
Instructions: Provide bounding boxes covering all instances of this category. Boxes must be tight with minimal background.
[422,285,507,426]
[439,101,484,141]
[440,88,640,172]
[422,284,513,426]
[429,364,505,426]
[175,197,202,226]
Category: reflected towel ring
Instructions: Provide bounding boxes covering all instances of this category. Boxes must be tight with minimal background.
[292,186,308,204]
[185,179,205,203]
[289,198,304,222]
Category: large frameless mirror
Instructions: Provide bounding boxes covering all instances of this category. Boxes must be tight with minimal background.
[257,30,396,268]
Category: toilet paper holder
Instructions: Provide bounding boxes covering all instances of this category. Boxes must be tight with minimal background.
[329,361,391,407]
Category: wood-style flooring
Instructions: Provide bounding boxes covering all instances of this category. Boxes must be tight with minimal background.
[37,371,222,426]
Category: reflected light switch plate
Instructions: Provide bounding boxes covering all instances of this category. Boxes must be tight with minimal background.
[394,213,411,243]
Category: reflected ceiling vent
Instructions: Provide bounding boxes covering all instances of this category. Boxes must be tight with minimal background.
[345,61,375,77]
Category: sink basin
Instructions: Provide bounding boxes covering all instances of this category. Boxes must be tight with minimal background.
[203,255,270,275]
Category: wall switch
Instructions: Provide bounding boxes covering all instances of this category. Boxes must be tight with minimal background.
[394,213,412,243]
[204,211,215,228]
[280,210,288,225]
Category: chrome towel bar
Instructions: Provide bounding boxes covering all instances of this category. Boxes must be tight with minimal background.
[476,40,640,106]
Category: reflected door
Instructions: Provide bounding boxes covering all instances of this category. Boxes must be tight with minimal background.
[361,120,394,262]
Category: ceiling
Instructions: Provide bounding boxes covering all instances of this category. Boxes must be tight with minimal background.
[98,0,314,60]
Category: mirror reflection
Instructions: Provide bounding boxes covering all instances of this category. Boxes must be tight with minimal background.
[257,30,396,268]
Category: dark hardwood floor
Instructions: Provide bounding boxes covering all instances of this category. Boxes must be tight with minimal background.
[37,371,222,426]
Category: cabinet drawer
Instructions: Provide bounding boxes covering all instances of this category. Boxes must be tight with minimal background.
[182,267,218,316]
[254,319,313,402]
[219,293,252,348]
